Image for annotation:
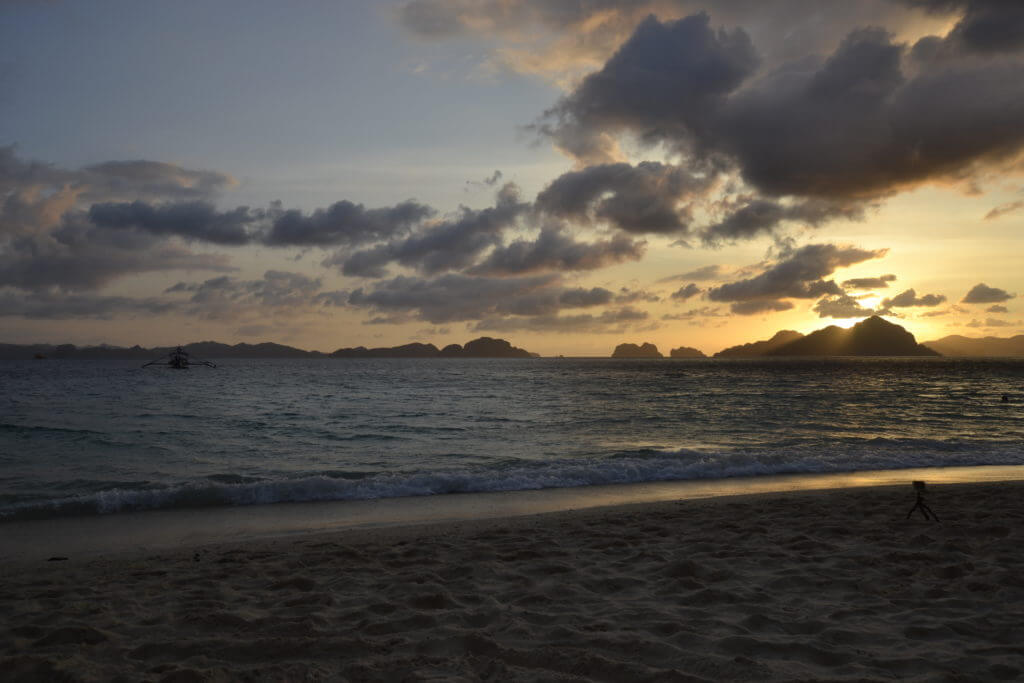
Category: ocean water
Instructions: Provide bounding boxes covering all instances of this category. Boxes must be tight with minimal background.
[1,357,1022,521]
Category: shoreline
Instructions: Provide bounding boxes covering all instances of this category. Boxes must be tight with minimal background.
[3,479,1023,680]
[3,463,1023,564]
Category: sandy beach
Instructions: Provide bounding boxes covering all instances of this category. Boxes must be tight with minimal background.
[3,481,1024,681]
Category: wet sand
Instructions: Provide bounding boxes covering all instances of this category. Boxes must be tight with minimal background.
[2,481,1024,681]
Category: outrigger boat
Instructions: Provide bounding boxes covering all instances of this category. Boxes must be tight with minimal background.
[142,346,217,369]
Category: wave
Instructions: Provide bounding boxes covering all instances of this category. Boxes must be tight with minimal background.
[3,440,1022,521]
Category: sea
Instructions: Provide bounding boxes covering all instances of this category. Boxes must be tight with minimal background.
[1,357,1022,522]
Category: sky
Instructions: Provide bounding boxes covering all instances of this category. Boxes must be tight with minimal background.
[1,0,1022,356]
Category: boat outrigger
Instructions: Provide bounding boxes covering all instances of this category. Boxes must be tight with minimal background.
[142,346,217,369]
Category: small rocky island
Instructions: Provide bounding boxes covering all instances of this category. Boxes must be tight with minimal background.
[669,346,706,358]
[611,342,663,358]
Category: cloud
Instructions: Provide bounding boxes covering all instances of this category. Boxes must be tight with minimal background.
[467,225,645,276]
[707,243,887,314]
[347,272,565,323]
[537,14,759,163]
[558,286,614,308]
[984,200,1024,220]
[397,1,933,82]
[730,300,795,315]
[986,304,1009,313]
[87,201,258,246]
[898,0,1024,55]
[661,306,725,320]
[813,293,876,318]
[535,161,715,234]
[330,183,528,277]
[702,198,865,243]
[842,274,897,289]
[162,271,350,320]
[474,306,650,333]
[537,12,1024,205]
[660,264,725,282]
[263,199,434,247]
[0,232,233,292]
[962,282,1015,303]
[670,283,701,301]
[614,287,660,303]
[879,288,947,308]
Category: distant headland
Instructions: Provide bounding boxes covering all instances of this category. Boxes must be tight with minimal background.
[0,337,537,360]
[10,317,1024,361]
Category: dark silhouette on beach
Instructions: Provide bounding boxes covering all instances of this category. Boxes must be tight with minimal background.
[906,481,939,522]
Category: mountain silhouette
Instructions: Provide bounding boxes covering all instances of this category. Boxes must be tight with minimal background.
[923,334,1024,357]
[714,330,804,358]
[766,316,939,356]
[611,342,663,358]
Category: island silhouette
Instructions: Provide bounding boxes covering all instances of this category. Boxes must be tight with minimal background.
[0,337,536,360]
[12,317,1024,360]
[611,342,663,358]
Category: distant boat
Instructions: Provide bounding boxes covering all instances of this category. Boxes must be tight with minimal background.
[142,346,216,369]
[33,353,46,360]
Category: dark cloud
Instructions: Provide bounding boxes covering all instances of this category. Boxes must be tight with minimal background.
[813,293,876,318]
[264,199,434,247]
[559,286,614,308]
[702,198,864,243]
[468,225,645,276]
[671,283,701,301]
[899,0,1024,55]
[87,201,257,246]
[346,272,564,323]
[0,233,233,292]
[707,243,886,313]
[879,288,947,308]
[163,271,349,320]
[535,161,714,234]
[78,197,435,249]
[538,13,1024,205]
[986,304,1009,313]
[331,184,528,277]
[962,282,1015,303]
[537,13,759,163]
[842,274,897,289]
[731,300,795,315]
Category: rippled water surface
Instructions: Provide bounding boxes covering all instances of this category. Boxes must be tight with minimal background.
[1,358,1022,519]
